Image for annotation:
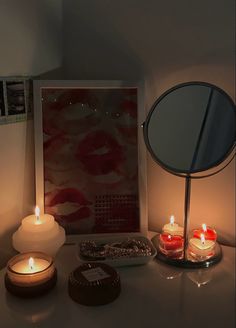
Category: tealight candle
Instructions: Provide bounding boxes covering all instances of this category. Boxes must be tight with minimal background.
[159,233,184,259]
[5,252,57,297]
[188,234,215,260]
[12,206,65,257]
[11,257,49,274]
[193,223,217,241]
[162,215,184,236]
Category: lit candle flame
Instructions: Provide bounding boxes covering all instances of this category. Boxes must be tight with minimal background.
[168,235,172,240]
[29,257,34,270]
[202,223,207,232]
[35,206,41,224]
[170,215,175,226]
[200,233,205,245]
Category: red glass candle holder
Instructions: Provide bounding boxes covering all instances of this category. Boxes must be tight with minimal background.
[193,225,217,241]
[159,234,184,259]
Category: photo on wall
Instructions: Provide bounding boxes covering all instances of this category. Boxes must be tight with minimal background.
[0,81,5,117]
[25,79,33,114]
[6,80,26,115]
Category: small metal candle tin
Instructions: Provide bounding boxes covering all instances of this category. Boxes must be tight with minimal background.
[5,252,57,298]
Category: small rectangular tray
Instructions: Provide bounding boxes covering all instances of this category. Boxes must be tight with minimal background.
[77,235,157,267]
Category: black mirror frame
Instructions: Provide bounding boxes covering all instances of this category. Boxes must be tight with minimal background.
[143,81,236,179]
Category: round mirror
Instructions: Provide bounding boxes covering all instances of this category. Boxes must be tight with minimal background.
[144,82,236,177]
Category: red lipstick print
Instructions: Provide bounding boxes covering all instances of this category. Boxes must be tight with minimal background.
[49,188,91,206]
[45,188,92,223]
[76,131,124,175]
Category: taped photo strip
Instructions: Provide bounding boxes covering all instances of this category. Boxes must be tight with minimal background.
[0,78,33,125]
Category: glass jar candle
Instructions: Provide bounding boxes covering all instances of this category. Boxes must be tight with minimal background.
[188,233,215,261]
[159,233,184,259]
[192,223,217,241]
[162,215,184,236]
[5,252,57,297]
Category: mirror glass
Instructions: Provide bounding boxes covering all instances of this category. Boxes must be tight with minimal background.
[144,83,235,175]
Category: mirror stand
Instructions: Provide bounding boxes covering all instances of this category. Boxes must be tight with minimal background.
[152,176,222,268]
[143,82,235,269]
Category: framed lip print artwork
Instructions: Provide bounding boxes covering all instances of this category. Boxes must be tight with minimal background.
[34,80,147,237]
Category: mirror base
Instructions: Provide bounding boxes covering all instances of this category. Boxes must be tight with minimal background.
[152,235,222,269]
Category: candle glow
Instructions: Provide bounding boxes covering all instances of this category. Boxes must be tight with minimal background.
[35,206,41,224]
[170,215,175,226]
[200,234,205,244]
[202,223,207,232]
[29,257,34,270]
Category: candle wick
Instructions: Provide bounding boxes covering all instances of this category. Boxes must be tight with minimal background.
[36,215,41,224]
[200,233,205,245]
[35,206,40,223]
[29,257,34,271]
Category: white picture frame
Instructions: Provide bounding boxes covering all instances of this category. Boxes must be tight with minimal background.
[34,80,147,240]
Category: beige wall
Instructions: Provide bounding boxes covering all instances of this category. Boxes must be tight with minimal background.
[0,0,63,268]
[0,0,62,76]
[0,0,235,268]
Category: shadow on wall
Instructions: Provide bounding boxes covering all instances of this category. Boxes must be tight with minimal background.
[27,0,63,75]
[36,67,65,80]
[63,0,146,79]
[62,0,234,81]
[0,0,62,76]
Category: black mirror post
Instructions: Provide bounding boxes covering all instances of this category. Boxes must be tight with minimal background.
[183,176,191,261]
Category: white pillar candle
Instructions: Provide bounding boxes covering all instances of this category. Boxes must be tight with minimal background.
[163,215,184,236]
[21,211,55,232]
[12,206,65,257]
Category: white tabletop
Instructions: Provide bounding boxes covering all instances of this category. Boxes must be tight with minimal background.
[0,240,235,328]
